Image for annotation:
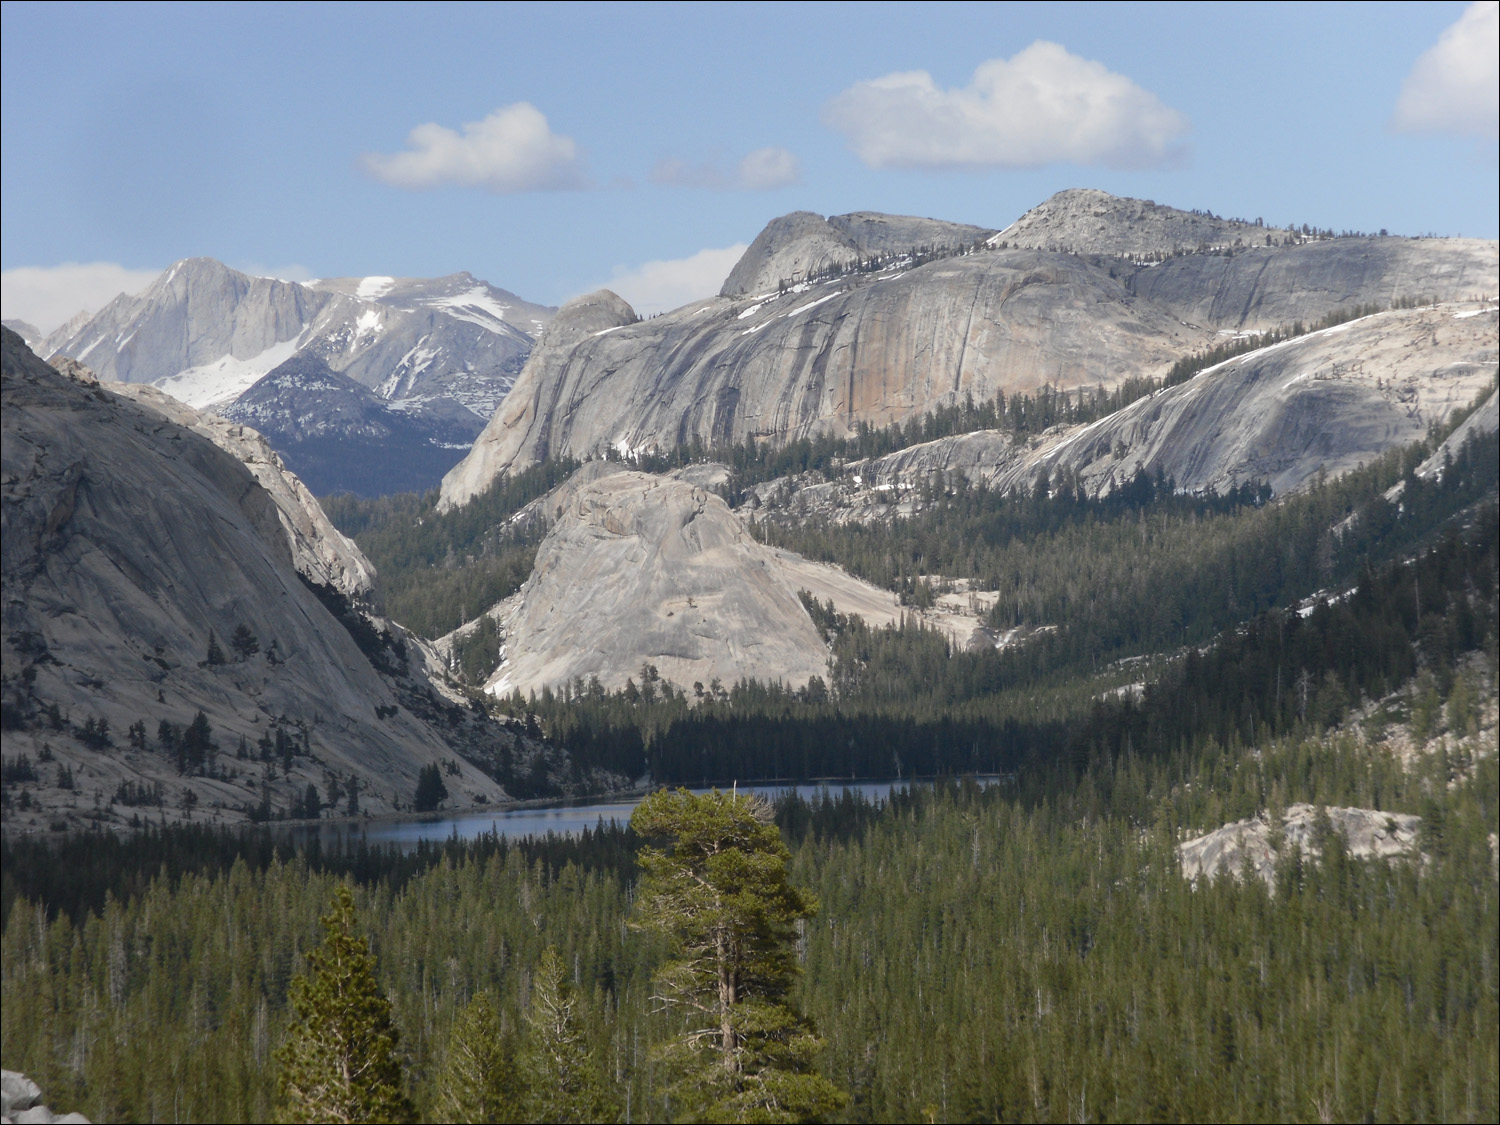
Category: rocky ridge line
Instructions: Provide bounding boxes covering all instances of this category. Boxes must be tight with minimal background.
[441,193,1496,510]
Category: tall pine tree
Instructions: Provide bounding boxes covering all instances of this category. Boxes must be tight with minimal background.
[274,884,412,1124]
[630,788,845,1123]
[522,946,616,1124]
[435,991,523,1124]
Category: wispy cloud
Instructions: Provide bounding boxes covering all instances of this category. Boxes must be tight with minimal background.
[363,102,586,192]
[651,147,801,191]
[1390,1,1498,139]
[823,42,1189,170]
[598,244,748,317]
[1,261,161,337]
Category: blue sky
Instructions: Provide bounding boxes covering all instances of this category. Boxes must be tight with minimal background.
[3,1,1496,331]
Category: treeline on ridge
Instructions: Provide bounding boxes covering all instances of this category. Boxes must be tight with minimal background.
[321,298,1458,647]
[498,484,1496,787]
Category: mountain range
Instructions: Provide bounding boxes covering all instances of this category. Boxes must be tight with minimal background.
[430,190,1496,698]
[1,327,584,834]
[32,259,556,495]
[4,187,1496,827]
[442,189,1496,508]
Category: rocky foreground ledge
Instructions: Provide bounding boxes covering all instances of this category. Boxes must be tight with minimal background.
[0,1071,89,1124]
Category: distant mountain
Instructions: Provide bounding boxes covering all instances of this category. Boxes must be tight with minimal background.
[0,328,570,831]
[220,354,487,496]
[39,257,553,417]
[441,192,1497,508]
[1,318,41,349]
[749,303,1499,513]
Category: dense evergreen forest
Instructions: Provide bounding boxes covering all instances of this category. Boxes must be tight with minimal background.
[3,678,1495,1122]
[6,308,1495,1120]
[5,423,1496,1119]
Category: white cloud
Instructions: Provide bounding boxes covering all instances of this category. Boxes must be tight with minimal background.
[650,147,801,191]
[736,147,801,190]
[822,41,1189,170]
[598,244,748,317]
[650,157,728,190]
[1,261,161,336]
[362,102,586,192]
[1390,2,1499,139]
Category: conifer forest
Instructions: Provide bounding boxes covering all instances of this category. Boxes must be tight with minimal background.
[7,5,1500,1118]
[4,378,1497,1122]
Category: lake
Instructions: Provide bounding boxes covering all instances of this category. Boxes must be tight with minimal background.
[286,779,985,852]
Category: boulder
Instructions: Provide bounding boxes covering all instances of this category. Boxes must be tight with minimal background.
[1177,804,1422,886]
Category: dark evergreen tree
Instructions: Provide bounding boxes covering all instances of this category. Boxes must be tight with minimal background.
[412,764,448,813]
[631,788,846,1123]
[521,946,615,1124]
[230,624,260,661]
[273,884,412,1124]
[180,711,214,774]
[436,991,523,1123]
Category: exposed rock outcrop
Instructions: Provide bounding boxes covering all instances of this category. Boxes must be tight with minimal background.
[441,247,1201,508]
[1,1070,88,1124]
[103,375,379,603]
[719,210,993,297]
[995,188,1291,256]
[746,302,1498,516]
[476,472,832,697]
[2,329,523,834]
[1126,237,1498,332]
[1178,804,1422,885]
[447,462,1001,697]
[441,194,1496,510]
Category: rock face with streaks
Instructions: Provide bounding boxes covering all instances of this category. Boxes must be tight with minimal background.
[478,471,832,697]
[1125,237,1498,332]
[441,246,1201,507]
[1177,804,1422,886]
[441,193,1496,510]
[102,374,380,602]
[1,329,533,834]
[744,302,1498,518]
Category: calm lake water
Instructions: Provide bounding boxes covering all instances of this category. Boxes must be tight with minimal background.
[286,780,982,853]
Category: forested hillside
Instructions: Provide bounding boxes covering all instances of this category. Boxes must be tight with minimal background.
[3,667,1494,1122]
[6,403,1495,1118]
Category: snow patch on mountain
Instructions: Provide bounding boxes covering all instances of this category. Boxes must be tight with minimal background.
[425,287,518,334]
[357,276,395,299]
[151,337,302,410]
